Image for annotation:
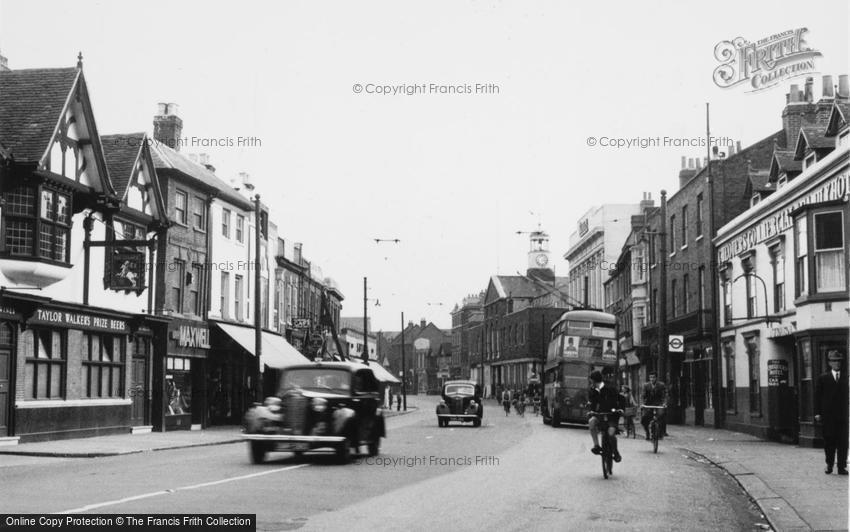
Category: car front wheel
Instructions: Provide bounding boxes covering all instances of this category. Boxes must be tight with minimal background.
[250,441,266,464]
[368,438,380,457]
[336,437,352,464]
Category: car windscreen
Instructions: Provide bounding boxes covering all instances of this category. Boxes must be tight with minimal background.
[280,369,351,394]
[444,384,475,395]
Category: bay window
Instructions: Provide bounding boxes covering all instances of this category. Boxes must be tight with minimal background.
[2,184,71,264]
[813,211,845,292]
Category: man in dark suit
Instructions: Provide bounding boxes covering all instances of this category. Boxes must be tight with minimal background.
[814,350,849,475]
[641,371,668,440]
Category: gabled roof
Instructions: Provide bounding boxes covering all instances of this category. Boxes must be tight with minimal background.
[149,140,253,210]
[748,171,773,193]
[825,102,850,137]
[101,132,168,223]
[0,67,79,162]
[794,126,834,160]
[0,65,115,197]
[489,275,541,301]
[768,149,802,181]
[101,133,146,194]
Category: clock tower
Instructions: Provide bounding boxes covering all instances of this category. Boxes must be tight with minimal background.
[526,227,552,276]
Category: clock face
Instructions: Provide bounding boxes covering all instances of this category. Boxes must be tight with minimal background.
[535,254,549,267]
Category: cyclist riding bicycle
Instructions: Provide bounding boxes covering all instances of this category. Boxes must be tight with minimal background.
[641,371,667,440]
[586,370,622,462]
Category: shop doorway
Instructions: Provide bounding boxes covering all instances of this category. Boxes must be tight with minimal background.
[130,336,150,427]
[0,322,14,437]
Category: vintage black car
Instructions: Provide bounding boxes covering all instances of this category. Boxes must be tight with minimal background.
[435,380,483,427]
[243,362,386,464]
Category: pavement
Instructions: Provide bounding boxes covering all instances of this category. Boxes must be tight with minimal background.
[1,398,847,531]
[0,404,418,458]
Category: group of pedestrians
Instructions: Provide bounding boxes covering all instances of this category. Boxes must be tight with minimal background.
[500,389,540,417]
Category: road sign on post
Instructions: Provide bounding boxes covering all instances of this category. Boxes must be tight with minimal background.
[668,335,684,353]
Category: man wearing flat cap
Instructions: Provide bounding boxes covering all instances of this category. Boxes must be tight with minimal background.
[814,350,849,475]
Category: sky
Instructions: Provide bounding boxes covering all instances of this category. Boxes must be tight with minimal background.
[1,0,848,331]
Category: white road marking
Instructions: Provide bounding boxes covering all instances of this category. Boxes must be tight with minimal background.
[57,464,310,514]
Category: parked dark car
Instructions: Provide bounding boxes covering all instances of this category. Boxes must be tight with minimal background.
[435,380,483,427]
[243,362,385,464]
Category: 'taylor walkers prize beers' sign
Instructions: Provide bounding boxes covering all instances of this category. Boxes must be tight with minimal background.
[33,309,127,333]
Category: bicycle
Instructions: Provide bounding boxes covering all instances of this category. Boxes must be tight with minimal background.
[641,405,666,453]
[587,410,622,479]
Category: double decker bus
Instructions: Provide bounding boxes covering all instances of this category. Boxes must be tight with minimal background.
[542,309,618,426]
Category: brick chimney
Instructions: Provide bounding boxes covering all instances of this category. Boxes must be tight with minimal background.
[153,102,183,151]
[0,49,9,72]
[678,157,698,188]
[420,318,427,329]
[639,191,654,213]
[782,81,817,149]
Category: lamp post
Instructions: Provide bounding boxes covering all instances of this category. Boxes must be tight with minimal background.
[401,311,407,411]
[363,277,369,364]
[254,194,262,402]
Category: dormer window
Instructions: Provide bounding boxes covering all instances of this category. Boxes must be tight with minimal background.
[2,184,71,264]
[804,152,816,169]
[751,194,760,207]
[777,174,787,189]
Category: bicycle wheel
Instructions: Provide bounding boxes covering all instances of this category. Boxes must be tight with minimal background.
[601,435,611,479]
[651,422,659,454]
[601,451,609,479]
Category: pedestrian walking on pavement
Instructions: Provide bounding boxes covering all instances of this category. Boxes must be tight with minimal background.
[396,393,402,411]
[815,350,849,475]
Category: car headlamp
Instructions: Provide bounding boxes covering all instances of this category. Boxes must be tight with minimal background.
[312,397,328,412]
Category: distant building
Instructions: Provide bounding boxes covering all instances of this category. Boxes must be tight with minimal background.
[565,201,650,310]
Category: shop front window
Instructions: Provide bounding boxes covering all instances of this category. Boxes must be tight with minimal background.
[722,337,735,413]
[745,334,761,415]
[165,356,192,416]
[26,329,66,399]
[799,339,812,421]
[83,334,125,398]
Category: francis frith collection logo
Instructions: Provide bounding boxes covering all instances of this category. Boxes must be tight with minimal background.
[713,28,822,92]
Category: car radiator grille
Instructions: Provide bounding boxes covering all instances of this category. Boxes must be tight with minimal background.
[452,397,463,413]
[285,395,308,434]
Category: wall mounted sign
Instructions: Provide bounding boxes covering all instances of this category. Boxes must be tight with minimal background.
[31,309,128,333]
[177,325,211,349]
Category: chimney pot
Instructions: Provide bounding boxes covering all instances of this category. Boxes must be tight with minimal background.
[157,103,168,115]
[167,103,179,116]
[689,158,695,169]
[838,75,850,99]
[681,156,686,169]
[823,75,835,98]
[804,77,814,102]
[736,140,742,153]
[696,158,702,169]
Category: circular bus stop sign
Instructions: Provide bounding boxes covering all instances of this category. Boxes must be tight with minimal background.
[668,335,684,353]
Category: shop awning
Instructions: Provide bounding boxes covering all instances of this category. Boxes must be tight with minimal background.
[214,322,308,369]
[360,360,400,383]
